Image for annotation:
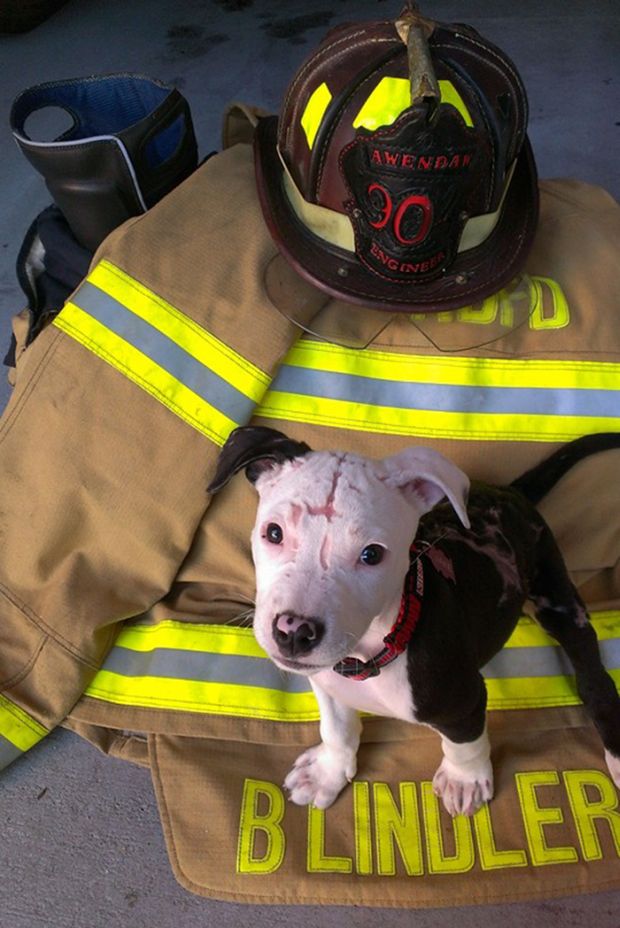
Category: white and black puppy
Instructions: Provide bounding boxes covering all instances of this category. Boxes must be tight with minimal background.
[209,429,620,817]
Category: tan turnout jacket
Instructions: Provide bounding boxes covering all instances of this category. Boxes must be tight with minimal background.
[1,136,619,907]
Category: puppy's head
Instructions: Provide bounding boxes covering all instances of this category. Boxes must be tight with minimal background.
[209,427,469,675]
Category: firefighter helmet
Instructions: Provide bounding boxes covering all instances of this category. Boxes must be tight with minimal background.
[254,5,538,313]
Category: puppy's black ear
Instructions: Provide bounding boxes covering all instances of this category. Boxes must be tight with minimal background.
[207,426,312,494]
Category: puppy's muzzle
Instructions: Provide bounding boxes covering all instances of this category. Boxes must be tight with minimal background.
[272,613,325,658]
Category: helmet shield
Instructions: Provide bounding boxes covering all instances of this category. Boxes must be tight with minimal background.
[340,103,489,285]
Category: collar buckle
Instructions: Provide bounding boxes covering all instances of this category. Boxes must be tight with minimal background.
[332,545,424,681]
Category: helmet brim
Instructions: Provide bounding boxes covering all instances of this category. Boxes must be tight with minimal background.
[254,115,539,314]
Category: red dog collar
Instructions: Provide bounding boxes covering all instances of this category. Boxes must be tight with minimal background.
[332,545,424,681]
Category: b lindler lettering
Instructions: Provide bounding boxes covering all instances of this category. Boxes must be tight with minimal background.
[236,770,620,876]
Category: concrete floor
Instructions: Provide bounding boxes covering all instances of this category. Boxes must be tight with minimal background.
[0,1,619,925]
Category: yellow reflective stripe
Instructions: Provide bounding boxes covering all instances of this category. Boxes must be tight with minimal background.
[90,262,269,401]
[506,612,620,648]
[257,341,620,442]
[111,613,620,653]
[55,303,236,445]
[116,621,266,658]
[302,76,473,152]
[54,260,270,445]
[281,341,620,392]
[86,671,320,721]
[352,77,473,131]
[486,670,620,711]
[0,694,48,751]
[301,82,333,149]
[84,613,620,720]
[486,614,620,709]
[438,80,474,127]
[353,76,409,131]
[258,393,619,443]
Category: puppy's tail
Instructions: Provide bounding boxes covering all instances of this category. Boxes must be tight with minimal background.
[510,433,620,504]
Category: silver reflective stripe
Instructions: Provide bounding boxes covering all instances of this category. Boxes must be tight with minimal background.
[97,627,620,688]
[0,695,48,770]
[0,733,23,770]
[84,613,620,718]
[482,638,620,680]
[73,281,256,423]
[103,646,312,693]
[271,365,620,419]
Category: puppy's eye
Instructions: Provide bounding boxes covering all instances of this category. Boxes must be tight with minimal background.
[359,544,385,566]
[265,522,283,545]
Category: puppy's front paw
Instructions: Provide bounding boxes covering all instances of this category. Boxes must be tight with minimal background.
[284,743,357,809]
[432,757,494,817]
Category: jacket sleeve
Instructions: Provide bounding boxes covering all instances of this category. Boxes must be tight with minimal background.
[0,143,324,770]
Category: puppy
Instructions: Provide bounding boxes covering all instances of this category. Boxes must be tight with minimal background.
[209,428,620,816]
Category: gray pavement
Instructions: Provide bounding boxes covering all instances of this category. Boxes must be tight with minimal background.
[0,1,619,925]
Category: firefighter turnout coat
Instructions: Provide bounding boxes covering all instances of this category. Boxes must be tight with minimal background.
[1,138,620,907]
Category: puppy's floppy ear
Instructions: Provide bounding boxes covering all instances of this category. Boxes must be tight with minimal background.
[207,426,312,494]
[379,446,470,528]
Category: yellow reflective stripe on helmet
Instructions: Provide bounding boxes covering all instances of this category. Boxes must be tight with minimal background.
[256,341,620,442]
[438,80,474,128]
[353,77,473,131]
[352,76,410,132]
[84,613,620,719]
[54,260,269,446]
[0,695,48,769]
[301,82,333,149]
[302,77,473,151]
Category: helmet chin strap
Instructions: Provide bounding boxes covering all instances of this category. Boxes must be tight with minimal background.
[332,545,425,681]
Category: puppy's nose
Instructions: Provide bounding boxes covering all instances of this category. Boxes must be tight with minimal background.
[272,613,325,657]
